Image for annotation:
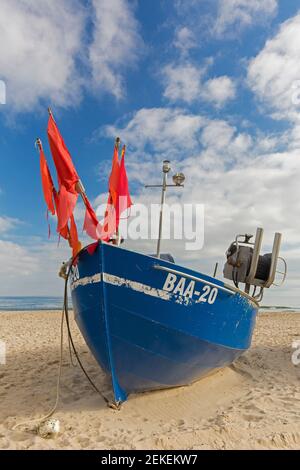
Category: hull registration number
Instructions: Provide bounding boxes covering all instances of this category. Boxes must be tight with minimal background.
[162,273,218,305]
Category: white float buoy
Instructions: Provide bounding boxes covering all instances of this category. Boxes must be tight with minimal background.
[37,419,60,439]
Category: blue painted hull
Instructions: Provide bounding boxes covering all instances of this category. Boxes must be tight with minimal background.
[70,243,258,403]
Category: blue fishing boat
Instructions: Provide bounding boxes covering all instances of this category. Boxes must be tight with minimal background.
[70,242,255,403]
[67,160,287,405]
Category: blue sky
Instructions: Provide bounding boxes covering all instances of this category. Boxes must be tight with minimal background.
[1,0,300,306]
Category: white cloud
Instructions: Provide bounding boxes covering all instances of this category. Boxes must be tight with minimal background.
[0,0,86,111]
[0,240,39,280]
[0,0,142,111]
[101,107,263,177]
[200,120,252,157]
[0,216,20,234]
[201,75,236,107]
[162,63,203,103]
[201,120,235,149]
[248,14,300,121]
[173,27,196,55]
[175,1,277,40]
[162,63,236,107]
[103,107,205,152]
[289,124,300,149]
[89,0,143,99]
[0,239,70,295]
[255,132,287,153]
[214,0,278,37]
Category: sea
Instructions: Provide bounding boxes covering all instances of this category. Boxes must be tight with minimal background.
[0,296,299,312]
[0,297,68,311]
[260,306,300,313]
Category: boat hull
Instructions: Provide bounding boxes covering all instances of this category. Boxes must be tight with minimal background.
[70,243,258,403]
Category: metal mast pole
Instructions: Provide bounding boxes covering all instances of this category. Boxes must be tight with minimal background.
[145,160,184,260]
[156,170,168,258]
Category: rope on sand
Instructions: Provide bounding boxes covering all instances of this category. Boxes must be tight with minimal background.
[12,308,65,434]
[12,258,115,436]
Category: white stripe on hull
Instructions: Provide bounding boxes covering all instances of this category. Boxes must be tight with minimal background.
[71,272,171,301]
[71,273,101,290]
[103,273,171,301]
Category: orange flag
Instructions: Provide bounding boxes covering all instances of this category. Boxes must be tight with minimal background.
[38,139,56,216]
[54,184,78,233]
[101,200,117,241]
[116,145,132,226]
[101,142,132,241]
[109,141,120,207]
[101,140,120,241]
[47,113,79,192]
[47,112,82,256]
[83,196,102,240]
[47,111,102,244]
[47,113,79,236]
[69,214,82,257]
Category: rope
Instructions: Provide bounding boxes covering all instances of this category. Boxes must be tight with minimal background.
[67,328,77,367]
[62,265,110,405]
[12,308,65,431]
[12,252,112,432]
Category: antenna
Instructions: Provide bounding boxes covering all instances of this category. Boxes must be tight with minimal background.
[145,161,185,258]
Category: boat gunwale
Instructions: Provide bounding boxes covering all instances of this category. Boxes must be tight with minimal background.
[88,242,259,308]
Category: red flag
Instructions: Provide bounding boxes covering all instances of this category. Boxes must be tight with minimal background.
[55,184,78,233]
[47,112,102,245]
[47,112,82,257]
[109,142,120,207]
[83,197,102,240]
[101,142,132,241]
[38,141,56,216]
[69,214,82,257]
[86,242,98,255]
[100,196,117,241]
[47,113,79,237]
[116,145,132,226]
[100,140,120,241]
[47,114,79,192]
[55,204,81,257]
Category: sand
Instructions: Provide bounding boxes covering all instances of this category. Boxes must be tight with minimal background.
[0,310,300,450]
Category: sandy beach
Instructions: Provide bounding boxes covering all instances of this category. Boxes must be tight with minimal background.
[0,310,300,450]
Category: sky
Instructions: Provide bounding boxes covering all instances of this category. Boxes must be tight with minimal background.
[0,0,300,306]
